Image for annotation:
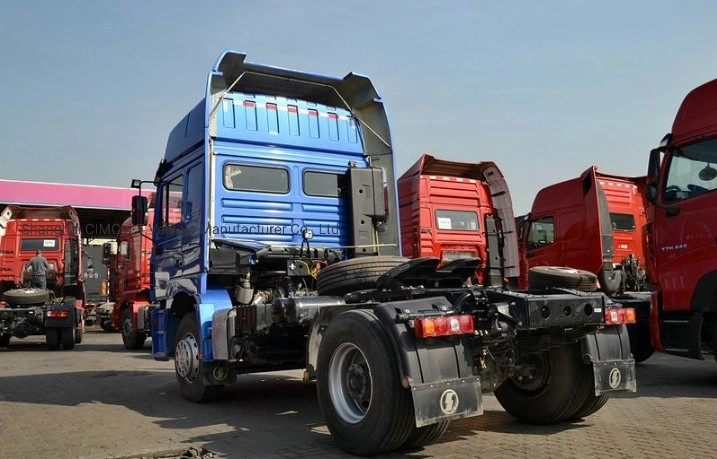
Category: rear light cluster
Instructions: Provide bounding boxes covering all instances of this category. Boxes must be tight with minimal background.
[414,315,474,339]
[46,310,69,318]
[604,307,636,325]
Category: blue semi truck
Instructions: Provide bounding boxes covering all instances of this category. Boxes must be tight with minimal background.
[131,50,637,456]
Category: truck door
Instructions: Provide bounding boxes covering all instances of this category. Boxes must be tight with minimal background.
[654,142,717,314]
[153,173,184,300]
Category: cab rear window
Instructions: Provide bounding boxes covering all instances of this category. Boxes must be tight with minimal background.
[224,164,289,193]
[610,213,636,231]
[435,210,479,231]
[20,239,58,251]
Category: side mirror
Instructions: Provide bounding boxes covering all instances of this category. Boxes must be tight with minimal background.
[645,183,657,205]
[131,195,148,226]
[699,163,717,181]
[102,241,117,260]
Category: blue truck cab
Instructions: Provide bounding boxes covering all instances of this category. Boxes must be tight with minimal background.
[145,50,401,357]
[134,51,637,457]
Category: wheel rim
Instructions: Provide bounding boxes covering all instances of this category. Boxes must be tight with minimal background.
[328,342,372,424]
[175,332,200,381]
[511,353,550,393]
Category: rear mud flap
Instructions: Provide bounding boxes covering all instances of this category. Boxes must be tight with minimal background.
[591,360,636,394]
[581,324,637,395]
[411,377,482,427]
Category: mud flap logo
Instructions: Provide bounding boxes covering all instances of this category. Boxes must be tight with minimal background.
[440,389,459,415]
[608,368,622,389]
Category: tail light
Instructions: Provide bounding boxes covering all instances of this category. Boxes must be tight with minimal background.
[47,310,69,318]
[414,315,474,338]
[604,307,636,325]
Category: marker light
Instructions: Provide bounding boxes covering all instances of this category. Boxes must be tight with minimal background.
[604,307,636,325]
[414,315,474,338]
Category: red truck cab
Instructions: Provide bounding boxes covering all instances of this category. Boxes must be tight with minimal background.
[109,208,155,349]
[645,78,717,359]
[518,166,648,294]
[398,154,520,285]
[0,205,84,349]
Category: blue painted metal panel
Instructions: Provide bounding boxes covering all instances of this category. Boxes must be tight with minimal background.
[165,101,206,161]
[215,94,363,154]
[197,288,233,362]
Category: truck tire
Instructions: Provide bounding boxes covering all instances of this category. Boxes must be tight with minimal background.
[494,343,594,424]
[627,323,654,363]
[317,309,414,456]
[572,393,610,420]
[121,307,146,350]
[100,320,116,332]
[3,288,50,306]
[316,256,409,296]
[401,421,450,449]
[527,267,598,292]
[61,326,76,350]
[46,328,60,350]
[175,314,224,403]
[74,327,84,344]
[0,334,10,347]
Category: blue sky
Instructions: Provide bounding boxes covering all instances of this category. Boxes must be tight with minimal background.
[1,0,716,214]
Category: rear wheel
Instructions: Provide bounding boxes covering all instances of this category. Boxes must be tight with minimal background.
[317,310,414,456]
[0,334,10,347]
[401,421,450,449]
[121,307,146,350]
[627,323,654,363]
[175,314,223,403]
[74,326,84,344]
[46,328,60,350]
[316,256,408,295]
[61,326,76,350]
[494,343,594,424]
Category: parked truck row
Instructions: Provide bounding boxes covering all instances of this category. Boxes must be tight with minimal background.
[8,49,714,457]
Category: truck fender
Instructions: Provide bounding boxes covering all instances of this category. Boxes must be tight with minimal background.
[371,301,482,427]
[580,325,637,395]
[691,270,717,312]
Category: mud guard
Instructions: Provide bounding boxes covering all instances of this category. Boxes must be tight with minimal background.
[44,300,77,329]
[580,324,637,395]
[373,300,482,427]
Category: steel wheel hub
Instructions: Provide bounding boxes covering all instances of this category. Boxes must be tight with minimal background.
[175,333,200,381]
[328,342,372,424]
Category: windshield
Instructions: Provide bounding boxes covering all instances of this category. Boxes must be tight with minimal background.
[664,138,717,203]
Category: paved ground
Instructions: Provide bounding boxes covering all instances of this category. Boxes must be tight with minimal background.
[1,328,716,459]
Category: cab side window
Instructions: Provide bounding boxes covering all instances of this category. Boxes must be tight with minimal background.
[162,175,184,227]
[526,217,555,249]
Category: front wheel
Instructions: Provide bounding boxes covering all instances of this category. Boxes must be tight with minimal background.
[317,310,415,456]
[121,307,146,350]
[494,343,594,424]
[174,314,223,403]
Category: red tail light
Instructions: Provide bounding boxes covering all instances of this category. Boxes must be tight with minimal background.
[414,315,474,338]
[604,307,636,325]
[47,310,69,318]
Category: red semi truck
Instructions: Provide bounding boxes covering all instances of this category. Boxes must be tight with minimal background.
[644,78,717,360]
[518,166,649,294]
[517,167,653,361]
[398,154,521,286]
[105,208,155,349]
[0,205,85,349]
